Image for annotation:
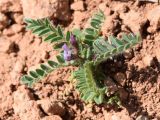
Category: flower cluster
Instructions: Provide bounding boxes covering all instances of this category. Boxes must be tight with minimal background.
[62,44,72,61]
[62,34,77,61]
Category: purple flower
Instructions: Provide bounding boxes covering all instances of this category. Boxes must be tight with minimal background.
[62,44,72,61]
[62,44,70,51]
[70,34,77,47]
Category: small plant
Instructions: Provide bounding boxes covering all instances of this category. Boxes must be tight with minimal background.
[21,10,141,104]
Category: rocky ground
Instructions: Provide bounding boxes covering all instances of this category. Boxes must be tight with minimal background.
[0,0,160,120]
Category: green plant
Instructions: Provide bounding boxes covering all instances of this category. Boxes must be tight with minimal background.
[21,10,141,104]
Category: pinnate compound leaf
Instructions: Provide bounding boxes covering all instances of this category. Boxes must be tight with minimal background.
[21,60,60,86]
[83,10,105,45]
[93,33,141,65]
[24,18,64,44]
[74,62,106,104]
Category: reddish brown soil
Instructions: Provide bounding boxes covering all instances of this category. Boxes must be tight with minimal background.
[0,0,160,120]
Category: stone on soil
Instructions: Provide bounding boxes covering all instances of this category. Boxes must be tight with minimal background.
[0,0,22,12]
[3,24,24,36]
[13,86,44,120]
[14,100,44,120]
[13,86,34,103]
[114,72,126,86]
[37,99,66,116]
[0,36,15,53]
[0,83,14,117]
[71,1,85,11]
[120,10,147,33]
[123,49,134,59]
[0,12,8,30]
[10,58,25,84]
[104,77,118,96]
[11,13,23,24]
[21,0,70,21]
[142,54,153,67]
[104,109,131,120]
[118,88,128,101]
[101,13,120,36]
[147,6,160,33]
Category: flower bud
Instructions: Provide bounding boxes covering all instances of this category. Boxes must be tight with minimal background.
[70,34,77,47]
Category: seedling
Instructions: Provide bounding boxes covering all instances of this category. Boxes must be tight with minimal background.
[21,10,141,104]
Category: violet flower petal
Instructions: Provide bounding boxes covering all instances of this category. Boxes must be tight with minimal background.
[62,44,70,51]
[62,44,72,61]
[63,51,72,61]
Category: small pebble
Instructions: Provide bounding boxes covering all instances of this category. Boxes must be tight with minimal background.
[123,49,134,59]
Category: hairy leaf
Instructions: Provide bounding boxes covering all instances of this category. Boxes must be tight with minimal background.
[25,18,64,44]
[93,33,141,65]
[74,62,106,104]
[21,60,60,86]
[83,10,105,45]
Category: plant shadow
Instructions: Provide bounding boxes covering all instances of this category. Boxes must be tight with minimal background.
[102,54,160,118]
